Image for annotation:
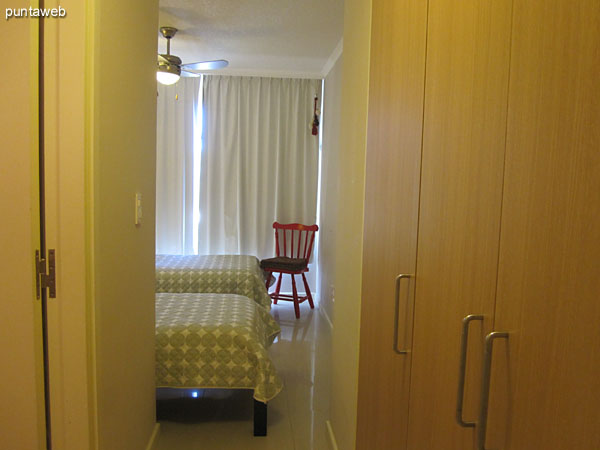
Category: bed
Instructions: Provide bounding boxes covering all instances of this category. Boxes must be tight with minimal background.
[156,254,272,310]
[155,292,282,435]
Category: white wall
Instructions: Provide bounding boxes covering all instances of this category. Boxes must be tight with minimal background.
[91,0,159,448]
[328,0,372,447]
[318,47,343,326]
[0,1,159,448]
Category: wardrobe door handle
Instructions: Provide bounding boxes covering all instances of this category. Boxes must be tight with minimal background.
[477,331,509,450]
[456,314,484,427]
[393,274,412,355]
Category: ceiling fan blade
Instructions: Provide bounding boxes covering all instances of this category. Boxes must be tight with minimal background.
[180,70,201,78]
[181,59,229,71]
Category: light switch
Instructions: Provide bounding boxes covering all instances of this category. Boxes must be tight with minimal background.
[135,193,143,225]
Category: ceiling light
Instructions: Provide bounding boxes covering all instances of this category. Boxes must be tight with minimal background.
[157,62,180,85]
[157,26,228,83]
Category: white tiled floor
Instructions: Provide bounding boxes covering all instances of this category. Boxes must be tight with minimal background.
[154,301,332,450]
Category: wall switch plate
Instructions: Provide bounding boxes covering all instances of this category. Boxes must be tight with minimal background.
[134,193,142,225]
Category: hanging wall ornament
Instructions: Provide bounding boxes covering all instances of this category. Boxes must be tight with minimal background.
[311,95,320,136]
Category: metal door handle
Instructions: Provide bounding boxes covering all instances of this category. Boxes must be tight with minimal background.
[477,331,509,450]
[456,314,484,427]
[393,274,412,354]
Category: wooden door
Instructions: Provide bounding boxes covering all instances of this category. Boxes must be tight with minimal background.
[405,0,513,448]
[0,3,46,448]
[356,0,427,448]
[485,0,600,449]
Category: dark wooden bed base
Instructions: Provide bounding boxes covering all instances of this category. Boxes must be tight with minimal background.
[253,400,267,436]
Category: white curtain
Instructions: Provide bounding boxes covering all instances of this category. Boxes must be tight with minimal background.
[199,76,322,260]
[155,77,201,254]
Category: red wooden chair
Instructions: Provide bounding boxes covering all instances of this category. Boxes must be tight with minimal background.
[260,222,318,319]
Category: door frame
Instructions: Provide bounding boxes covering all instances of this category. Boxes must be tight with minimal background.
[42,0,96,447]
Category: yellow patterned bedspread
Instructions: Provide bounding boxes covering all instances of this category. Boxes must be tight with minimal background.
[155,293,282,403]
[156,254,272,310]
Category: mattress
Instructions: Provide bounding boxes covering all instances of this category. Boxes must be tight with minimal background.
[155,292,283,403]
[156,254,272,310]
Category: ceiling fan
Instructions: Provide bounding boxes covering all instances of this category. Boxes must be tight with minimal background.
[157,27,228,85]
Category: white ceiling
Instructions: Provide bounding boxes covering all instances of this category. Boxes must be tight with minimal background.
[158,0,344,78]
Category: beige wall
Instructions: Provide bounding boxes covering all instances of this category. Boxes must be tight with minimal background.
[329,0,372,448]
[318,51,343,325]
[91,0,158,448]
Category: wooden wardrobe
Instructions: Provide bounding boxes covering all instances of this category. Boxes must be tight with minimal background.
[356,0,600,449]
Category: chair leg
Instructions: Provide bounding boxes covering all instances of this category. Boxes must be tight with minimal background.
[273,272,283,304]
[291,274,300,319]
[264,271,272,290]
[301,273,315,309]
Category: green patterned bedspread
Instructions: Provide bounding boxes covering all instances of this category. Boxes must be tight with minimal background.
[155,293,282,403]
[156,254,272,310]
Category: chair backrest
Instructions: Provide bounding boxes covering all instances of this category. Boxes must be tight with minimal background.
[273,222,318,261]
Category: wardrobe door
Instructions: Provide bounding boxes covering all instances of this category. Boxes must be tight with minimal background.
[406,0,512,448]
[485,1,600,449]
[356,0,427,448]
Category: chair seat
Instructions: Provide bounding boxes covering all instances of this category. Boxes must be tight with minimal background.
[260,256,308,272]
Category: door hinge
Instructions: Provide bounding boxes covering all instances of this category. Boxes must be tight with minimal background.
[36,249,56,299]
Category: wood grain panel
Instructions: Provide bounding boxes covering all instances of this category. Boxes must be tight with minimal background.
[489,1,600,449]
[355,0,427,448]
[406,0,513,448]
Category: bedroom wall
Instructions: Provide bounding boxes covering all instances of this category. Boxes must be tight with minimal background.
[328,0,372,448]
[91,0,158,448]
[318,48,343,327]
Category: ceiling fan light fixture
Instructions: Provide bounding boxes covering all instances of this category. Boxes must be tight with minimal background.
[157,62,181,85]
[157,26,228,84]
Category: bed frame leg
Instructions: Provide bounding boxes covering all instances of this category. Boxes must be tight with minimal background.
[253,400,267,436]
